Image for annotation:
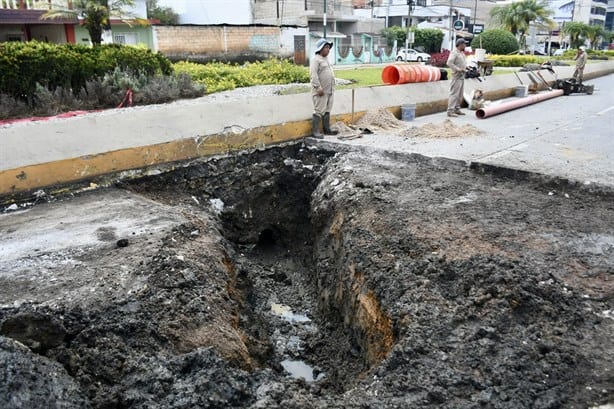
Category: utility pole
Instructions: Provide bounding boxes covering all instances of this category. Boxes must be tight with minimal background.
[405,0,414,58]
[323,0,327,38]
[386,0,391,28]
[449,0,453,50]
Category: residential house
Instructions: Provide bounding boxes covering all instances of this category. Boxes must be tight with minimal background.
[0,0,156,48]
[155,0,387,64]
[365,0,473,50]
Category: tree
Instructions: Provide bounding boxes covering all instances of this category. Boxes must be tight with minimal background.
[562,22,589,49]
[380,27,444,53]
[471,29,519,54]
[146,0,179,25]
[381,26,408,47]
[414,28,444,53]
[490,0,553,50]
[585,24,605,49]
[41,0,139,46]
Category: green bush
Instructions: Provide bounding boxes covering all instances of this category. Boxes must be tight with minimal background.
[380,26,444,53]
[488,55,548,67]
[552,48,614,61]
[173,59,309,94]
[0,69,205,120]
[414,28,444,53]
[0,41,173,102]
[471,30,519,55]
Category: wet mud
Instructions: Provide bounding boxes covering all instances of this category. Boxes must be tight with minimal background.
[0,144,612,408]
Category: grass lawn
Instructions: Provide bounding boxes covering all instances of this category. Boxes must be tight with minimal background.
[334,67,385,88]
[278,65,541,95]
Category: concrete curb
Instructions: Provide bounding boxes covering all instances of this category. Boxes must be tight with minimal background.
[1,61,613,201]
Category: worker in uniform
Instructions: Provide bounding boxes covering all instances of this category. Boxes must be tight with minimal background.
[310,38,338,138]
[573,46,587,84]
[446,38,468,118]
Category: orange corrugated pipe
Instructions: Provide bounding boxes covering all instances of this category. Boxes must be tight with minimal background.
[382,64,441,85]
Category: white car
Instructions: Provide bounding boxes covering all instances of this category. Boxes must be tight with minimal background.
[552,48,567,56]
[396,48,431,62]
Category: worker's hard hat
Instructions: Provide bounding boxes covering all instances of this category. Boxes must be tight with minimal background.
[315,38,333,53]
[579,46,586,51]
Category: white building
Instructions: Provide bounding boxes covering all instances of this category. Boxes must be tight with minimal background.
[572,0,607,25]
[156,0,253,25]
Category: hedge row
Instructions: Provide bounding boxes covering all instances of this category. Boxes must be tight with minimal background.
[173,59,309,94]
[0,41,173,102]
[487,55,548,67]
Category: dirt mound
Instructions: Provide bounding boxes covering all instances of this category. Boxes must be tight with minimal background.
[355,108,406,130]
[401,118,483,138]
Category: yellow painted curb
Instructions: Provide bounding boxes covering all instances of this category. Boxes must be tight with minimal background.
[0,120,311,198]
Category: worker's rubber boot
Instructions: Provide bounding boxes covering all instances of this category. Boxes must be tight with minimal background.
[323,113,339,135]
[312,114,324,139]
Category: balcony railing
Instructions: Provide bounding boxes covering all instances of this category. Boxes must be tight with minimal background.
[0,0,71,10]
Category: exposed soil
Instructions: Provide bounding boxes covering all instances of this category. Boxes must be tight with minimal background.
[401,118,484,138]
[0,144,612,408]
[355,108,406,131]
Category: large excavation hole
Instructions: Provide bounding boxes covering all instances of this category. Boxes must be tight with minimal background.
[125,145,395,392]
[3,142,611,408]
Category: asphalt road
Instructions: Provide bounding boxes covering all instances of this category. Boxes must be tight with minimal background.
[339,74,614,187]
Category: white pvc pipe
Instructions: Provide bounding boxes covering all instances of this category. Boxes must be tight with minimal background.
[476,89,564,119]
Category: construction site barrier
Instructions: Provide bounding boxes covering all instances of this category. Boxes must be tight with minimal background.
[382,64,442,85]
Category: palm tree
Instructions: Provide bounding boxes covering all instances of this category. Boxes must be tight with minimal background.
[490,0,553,50]
[585,25,605,49]
[562,22,589,49]
[40,0,138,46]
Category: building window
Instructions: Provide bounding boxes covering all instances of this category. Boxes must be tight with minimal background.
[113,32,138,45]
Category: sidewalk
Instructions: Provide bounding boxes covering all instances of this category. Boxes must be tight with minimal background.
[1,61,613,197]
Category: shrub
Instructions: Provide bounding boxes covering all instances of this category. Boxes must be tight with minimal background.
[0,69,205,120]
[414,28,445,54]
[488,55,547,67]
[0,41,173,103]
[173,59,309,94]
[471,30,519,55]
[430,50,450,67]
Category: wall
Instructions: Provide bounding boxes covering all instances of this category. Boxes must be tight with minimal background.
[30,25,66,43]
[254,0,306,24]
[157,0,252,25]
[153,25,307,61]
[0,25,24,41]
[74,25,154,49]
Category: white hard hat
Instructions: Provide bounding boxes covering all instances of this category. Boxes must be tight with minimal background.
[315,38,333,53]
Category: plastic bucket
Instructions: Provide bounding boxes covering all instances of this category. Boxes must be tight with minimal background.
[475,48,486,62]
[515,85,528,97]
[401,103,416,121]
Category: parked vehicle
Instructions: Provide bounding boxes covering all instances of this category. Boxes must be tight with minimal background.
[396,48,431,62]
[552,48,567,56]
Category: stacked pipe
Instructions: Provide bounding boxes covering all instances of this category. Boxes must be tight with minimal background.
[382,64,442,85]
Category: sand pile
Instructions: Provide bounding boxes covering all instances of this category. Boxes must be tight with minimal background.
[355,108,406,131]
[401,119,483,138]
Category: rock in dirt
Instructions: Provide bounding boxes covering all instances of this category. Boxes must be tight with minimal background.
[0,336,90,408]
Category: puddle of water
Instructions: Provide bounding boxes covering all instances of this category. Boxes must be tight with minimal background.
[281,359,324,382]
[271,303,311,323]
